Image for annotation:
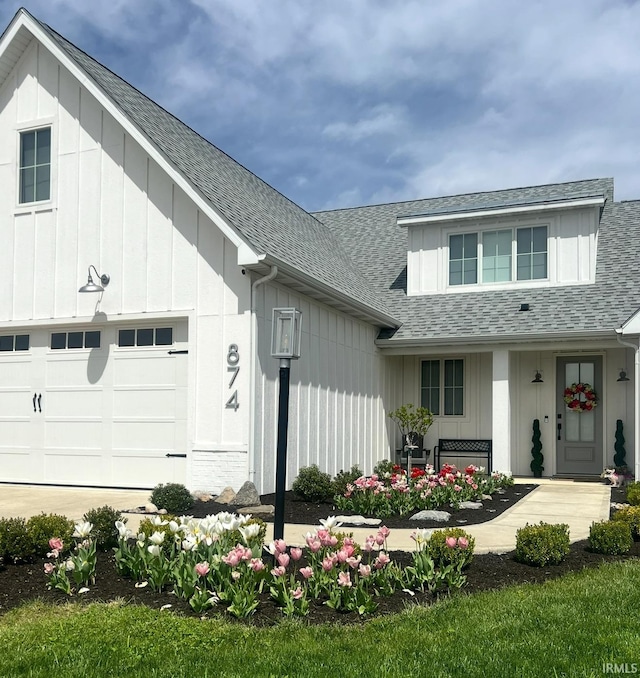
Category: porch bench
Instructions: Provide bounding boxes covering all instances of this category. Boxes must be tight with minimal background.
[434,439,493,473]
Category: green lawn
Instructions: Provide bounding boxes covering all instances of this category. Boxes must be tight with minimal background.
[2,560,639,677]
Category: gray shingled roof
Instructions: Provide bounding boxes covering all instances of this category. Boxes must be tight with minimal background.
[25,12,396,325]
[314,179,640,343]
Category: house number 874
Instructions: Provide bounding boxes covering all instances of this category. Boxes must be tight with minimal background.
[225,344,240,410]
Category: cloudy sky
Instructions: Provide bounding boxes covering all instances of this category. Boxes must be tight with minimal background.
[2,1,639,210]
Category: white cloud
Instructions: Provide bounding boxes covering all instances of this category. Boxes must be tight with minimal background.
[2,0,640,208]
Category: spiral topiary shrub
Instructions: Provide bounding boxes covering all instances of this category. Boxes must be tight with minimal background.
[588,520,632,555]
[292,465,333,502]
[515,522,570,566]
[26,513,74,556]
[530,418,544,478]
[150,483,194,514]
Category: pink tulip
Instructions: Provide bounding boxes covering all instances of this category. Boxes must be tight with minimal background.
[292,587,304,600]
[277,552,290,568]
[458,537,469,550]
[48,537,64,551]
[231,571,241,581]
[454,485,463,492]
[374,552,390,569]
[336,549,349,563]
[290,547,303,561]
[321,557,334,572]
[273,539,287,554]
[271,566,286,578]
[46,549,59,559]
[44,562,55,575]
[338,571,352,588]
[378,526,391,539]
[346,556,361,569]
[445,537,457,549]
[222,551,241,567]
[358,563,371,578]
[195,561,210,577]
[308,539,321,553]
[300,566,314,579]
[250,558,265,572]
[363,537,375,552]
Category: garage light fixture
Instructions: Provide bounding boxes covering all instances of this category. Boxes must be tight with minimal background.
[79,265,110,293]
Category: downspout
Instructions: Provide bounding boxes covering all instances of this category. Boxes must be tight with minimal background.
[248,266,278,487]
[616,331,640,480]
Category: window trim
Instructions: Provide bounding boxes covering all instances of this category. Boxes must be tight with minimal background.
[116,326,175,349]
[15,119,55,211]
[446,222,549,289]
[420,358,465,417]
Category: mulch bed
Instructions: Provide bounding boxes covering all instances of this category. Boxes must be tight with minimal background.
[189,483,538,530]
[0,481,633,626]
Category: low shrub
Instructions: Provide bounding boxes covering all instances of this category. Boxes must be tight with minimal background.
[612,505,640,539]
[83,506,126,550]
[150,483,194,514]
[0,517,36,564]
[588,520,632,555]
[373,459,395,478]
[26,513,74,556]
[626,481,640,506]
[515,522,570,566]
[428,528,475,569]
[292,465,333,502]
[332,465,363,497]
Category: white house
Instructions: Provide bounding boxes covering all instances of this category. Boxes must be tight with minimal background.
[1,9,638,493]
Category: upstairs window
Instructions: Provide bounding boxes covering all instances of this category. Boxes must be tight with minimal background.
[19,127,51,203]
[449,225,547,286]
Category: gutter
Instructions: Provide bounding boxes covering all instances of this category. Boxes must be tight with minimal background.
[376,328,617,350]
[247,266,278,485]
[616,329,640,481]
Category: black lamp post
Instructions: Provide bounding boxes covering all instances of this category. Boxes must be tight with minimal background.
[270,307,302,541]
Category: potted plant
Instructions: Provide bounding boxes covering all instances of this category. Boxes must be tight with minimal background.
[388,404,434,462]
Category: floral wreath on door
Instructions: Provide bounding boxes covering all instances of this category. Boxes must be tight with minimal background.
[563,382,598,412]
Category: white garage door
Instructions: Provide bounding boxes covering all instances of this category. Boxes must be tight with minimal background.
[0,322,188,488]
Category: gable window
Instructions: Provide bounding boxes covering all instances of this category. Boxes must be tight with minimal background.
[448,226,547,286]
[420,358,464,416]
[19,127,51,204]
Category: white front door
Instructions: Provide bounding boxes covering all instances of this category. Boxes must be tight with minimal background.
[0,322,188,488]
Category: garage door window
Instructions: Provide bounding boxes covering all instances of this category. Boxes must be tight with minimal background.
[118,327,173,347]
[0,334,29,351]
[51,331,101,350]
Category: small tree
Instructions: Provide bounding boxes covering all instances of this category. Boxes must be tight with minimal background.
[389,404,433,448]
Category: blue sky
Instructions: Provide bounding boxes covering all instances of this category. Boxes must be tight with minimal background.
[2,1,640,210]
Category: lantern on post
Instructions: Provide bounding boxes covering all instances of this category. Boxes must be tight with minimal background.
[270,308,302,541]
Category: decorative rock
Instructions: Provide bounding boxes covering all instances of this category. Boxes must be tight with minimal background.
[333,515,381,527]
[229,481,261,508]
[145,503,158,513]
[216,487,237,505]
[456,519,468,524]
[481,494,493,501]
[459,501,483,510]
[238,505,275,515]
[192,490,214,502]
[158,508,167,515]
[410,510,451,522]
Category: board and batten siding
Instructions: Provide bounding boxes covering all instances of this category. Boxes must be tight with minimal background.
[0,39,252,489]
[396,353,493,462]
[406,207,598,296]
[252,282,393,495]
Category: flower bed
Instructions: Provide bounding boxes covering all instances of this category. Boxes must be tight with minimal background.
[334,464,514,518]
[39,514,474,619]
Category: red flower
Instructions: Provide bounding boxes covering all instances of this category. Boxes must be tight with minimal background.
[575,383,584,393]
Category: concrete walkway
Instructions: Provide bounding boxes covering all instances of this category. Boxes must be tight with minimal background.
[0,479,611,554]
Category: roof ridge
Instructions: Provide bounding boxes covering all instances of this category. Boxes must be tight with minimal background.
[313,177,614,215]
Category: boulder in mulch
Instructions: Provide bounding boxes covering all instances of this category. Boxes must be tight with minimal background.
[238,505,274,515]
[334,515,381,527]
[216,487,237,504]
[410,510,451,522]
[459,501,483,510]
[229,481,261,507]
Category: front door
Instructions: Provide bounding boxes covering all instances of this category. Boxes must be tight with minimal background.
[556,356,603,475]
